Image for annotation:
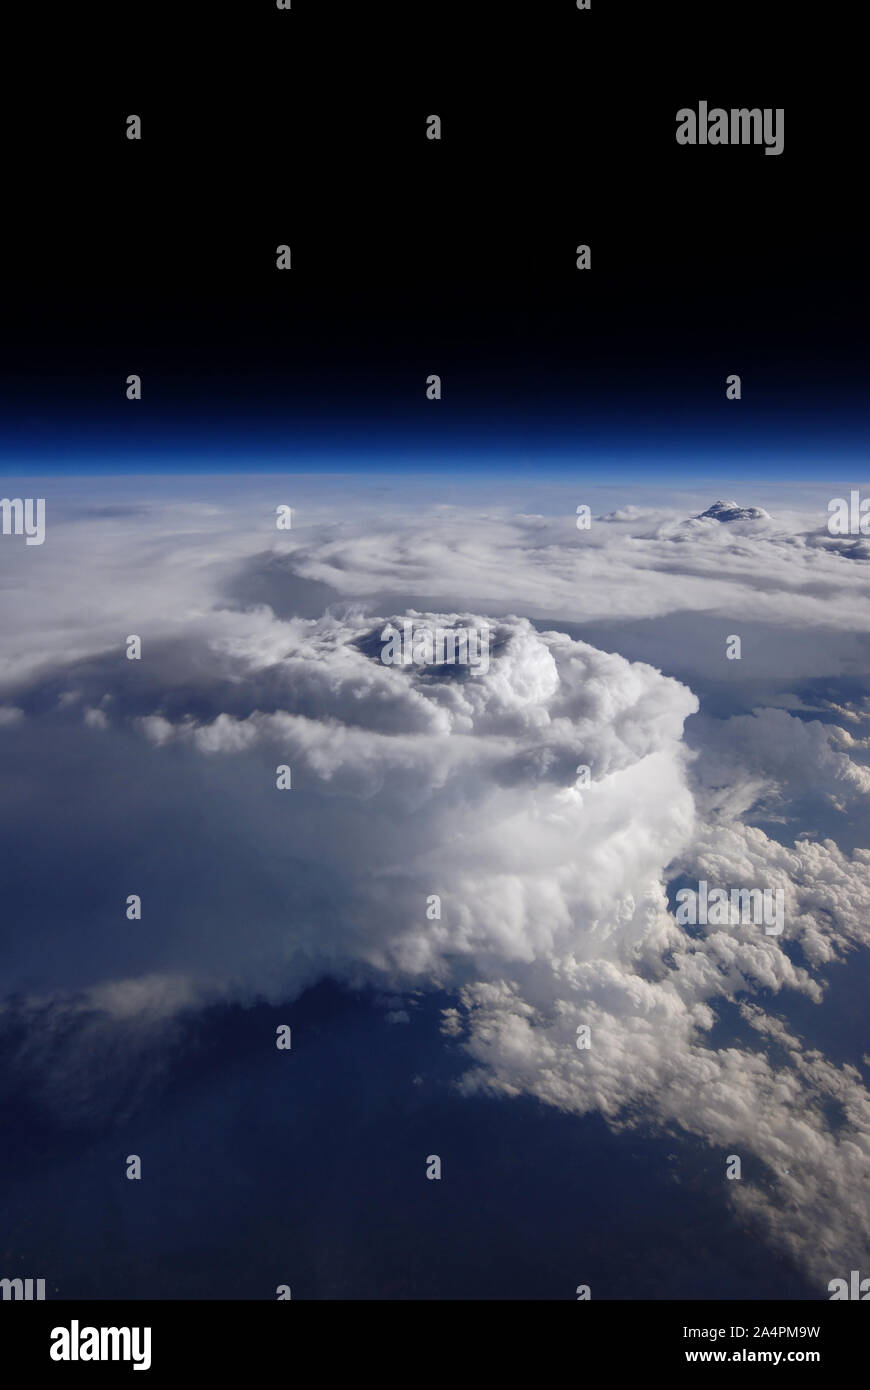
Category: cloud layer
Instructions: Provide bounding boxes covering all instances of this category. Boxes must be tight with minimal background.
[2,477,870,1291]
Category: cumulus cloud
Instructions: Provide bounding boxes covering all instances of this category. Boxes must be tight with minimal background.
[2,610,698,991]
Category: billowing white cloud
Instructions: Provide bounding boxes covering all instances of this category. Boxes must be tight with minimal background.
[119,611,699,982]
